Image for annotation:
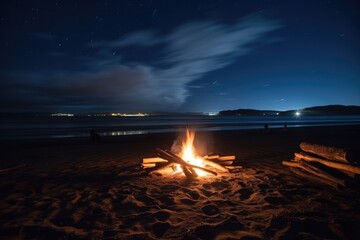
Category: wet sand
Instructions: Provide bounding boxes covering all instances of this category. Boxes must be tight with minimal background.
[0,125,359,239]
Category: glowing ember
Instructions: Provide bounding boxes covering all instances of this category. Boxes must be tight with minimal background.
[175,129,208,176]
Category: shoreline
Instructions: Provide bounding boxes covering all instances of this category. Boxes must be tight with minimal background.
[1,115,360,140]
[0,123,360,143]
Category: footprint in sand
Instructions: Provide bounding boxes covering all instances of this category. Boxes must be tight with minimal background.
[153,210,171,221]
[238,188,254,200]
[201,204,220,216]
[211,181,229,190]
[193,216,244,239]
[152,221,170,238]
[157,195,175,205]
[187,190,200,200]
[200,188,214,197]
[160,184,180,192]
[180,198,197,205]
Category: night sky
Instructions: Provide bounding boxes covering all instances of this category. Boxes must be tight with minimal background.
[0,0,359,113]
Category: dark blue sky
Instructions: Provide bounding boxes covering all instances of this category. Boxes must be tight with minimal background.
[0,0,359,113]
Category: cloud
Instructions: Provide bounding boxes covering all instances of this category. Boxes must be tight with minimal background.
[92,30,163,48]
[1,16,281,112]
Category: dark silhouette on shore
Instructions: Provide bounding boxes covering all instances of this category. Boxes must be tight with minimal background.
[264,123,269,132]
[90,129,101,142]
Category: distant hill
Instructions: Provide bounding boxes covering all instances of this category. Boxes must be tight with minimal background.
[219,105,360,116]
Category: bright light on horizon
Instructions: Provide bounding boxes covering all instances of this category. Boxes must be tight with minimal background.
[295,111,301,116]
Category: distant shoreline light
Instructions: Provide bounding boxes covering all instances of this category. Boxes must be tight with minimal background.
[51,113,74,117]
[110,113,149,117]
[204,112,219,116]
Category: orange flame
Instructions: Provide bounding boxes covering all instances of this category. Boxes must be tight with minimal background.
[176,129,207,176]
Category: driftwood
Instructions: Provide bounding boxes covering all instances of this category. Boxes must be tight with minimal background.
[156,148,217,176]
[300,142,353,163]
[295,152,360,175]
[282,160,346,187]
[339,170,356,178]
[290,168,339,188]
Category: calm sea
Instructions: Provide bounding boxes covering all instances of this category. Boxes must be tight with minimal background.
[1,115,360,139]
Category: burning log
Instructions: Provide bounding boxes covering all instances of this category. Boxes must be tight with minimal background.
[142,163,156,169]
[295,152,360,175]
[282,160,346,187]
[142,152,239,177]
[204,155,220,160]
[156,148,217,176]
[203,159,229,173]
[143,157,168,164]
[300,142,355,163]
[181,165,196,179]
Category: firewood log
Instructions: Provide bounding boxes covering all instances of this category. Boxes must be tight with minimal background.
[219,161,233,166]
[143,157,168,164]
[181,165,195,179]
[225,166,242,169]
[300,142,354,163]
[202,159,229,172]
[219,156,236,161]
[203,155,220,160]
[282,160,346,187]
[295,152,360,175]
[289,168,338,188]
[339,170,356,178]
[146,162,174,174]
[141,163,156,169]
[156,148,217,176]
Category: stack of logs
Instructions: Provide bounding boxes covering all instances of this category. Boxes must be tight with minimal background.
[283,142,360,188]
[141,148,241,178]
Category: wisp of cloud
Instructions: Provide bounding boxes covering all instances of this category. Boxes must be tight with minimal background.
[1,16,281,112]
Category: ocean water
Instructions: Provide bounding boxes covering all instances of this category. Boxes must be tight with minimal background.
[1,115,360,139]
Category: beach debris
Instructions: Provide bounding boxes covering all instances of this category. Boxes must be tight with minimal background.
[141,129,240,179]
[282,160,346,187]
[294,152,360,174]
[283,142,360,188]
[300,142,358,164]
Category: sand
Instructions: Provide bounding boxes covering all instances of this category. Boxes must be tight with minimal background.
[0,125,359,239]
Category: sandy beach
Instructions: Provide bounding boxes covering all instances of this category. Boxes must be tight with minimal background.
[0,125,359,239]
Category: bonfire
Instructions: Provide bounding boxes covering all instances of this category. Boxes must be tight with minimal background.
[142,129,241,178]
